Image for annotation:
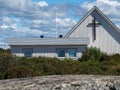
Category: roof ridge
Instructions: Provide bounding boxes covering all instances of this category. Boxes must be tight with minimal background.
[94,6,120,34]
[64,6,96,37]
[64,6,120,37]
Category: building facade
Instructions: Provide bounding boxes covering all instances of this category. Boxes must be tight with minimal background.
[9,38,89,59]
[8,6,120,58]
[65,6,120,54]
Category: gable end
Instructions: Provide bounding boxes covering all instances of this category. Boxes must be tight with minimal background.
[64,6,120,38]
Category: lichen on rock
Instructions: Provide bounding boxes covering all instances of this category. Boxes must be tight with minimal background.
[0,75,120,90]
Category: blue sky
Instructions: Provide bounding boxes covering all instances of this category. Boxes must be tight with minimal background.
[0,0,120,48]
[34,0,86,4]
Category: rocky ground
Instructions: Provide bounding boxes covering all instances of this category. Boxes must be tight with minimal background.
[0,75,120,90]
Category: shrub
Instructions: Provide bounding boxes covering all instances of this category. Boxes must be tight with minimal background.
[85,47,105,60]
[99,54,110,62]
[0,48,120,79]
[0,48,11,54]
[111,54,120,61]
[6,66,39,79]
[78,53,91,62]
[0,72,6,79]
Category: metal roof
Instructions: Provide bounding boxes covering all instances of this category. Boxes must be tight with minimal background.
[8,37,89,45]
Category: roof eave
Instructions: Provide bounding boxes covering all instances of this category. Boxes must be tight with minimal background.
[64,6,97,38]
[64,6,120,37]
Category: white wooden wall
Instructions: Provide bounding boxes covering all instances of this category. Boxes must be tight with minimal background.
[68,11,120,54]
[11,45,86,59]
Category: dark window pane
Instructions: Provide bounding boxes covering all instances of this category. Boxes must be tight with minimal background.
[68,49,76,57]
[23,48,33,57]
[57,49,65,57]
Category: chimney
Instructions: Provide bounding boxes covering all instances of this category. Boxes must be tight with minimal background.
[59,35,63,38]
[40,35,44,38]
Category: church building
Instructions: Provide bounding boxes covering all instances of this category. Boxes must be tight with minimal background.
[8,6,120,59]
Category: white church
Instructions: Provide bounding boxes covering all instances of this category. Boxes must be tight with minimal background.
[8,6,120,59]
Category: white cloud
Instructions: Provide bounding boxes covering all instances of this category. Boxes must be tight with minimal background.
[111,18,120,23]
[54,17,76,27]
[14,28,43,36]
[2,17,13,24]
[0,41,9,49]
[0,24,16,29]
[82,0,120,26]
[32,20,49,25]
[0,38,9,49]
[0,0,35,11]
[98,0,120,6]
[0,0,90,47]
[0,0,120,49]
[116,24,120,28]
[82,0,120,9]
[0,41,8,45]
[0,24,9,29]
[38,1,48,7]
[0,16,16,29]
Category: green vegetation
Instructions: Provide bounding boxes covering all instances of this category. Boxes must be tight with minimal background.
[0,47,120,79]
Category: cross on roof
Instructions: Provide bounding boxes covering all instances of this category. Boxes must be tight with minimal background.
[87,18,101,41]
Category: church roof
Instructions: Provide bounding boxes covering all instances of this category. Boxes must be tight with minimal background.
[64,6,120,37]
[8,37,89,45]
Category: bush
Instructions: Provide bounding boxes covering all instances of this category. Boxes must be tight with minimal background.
[0,48,11,54]
[78,53,91,62]
[6,66,39,79]
[85,47,105,60]
[0,48,120,79]
[0,72,6,79]
[79,61,101,74]
[99,54,110,62]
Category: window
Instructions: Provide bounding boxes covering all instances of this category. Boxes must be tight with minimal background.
[57,49,65,57]
[68,49,76,57]
[23,48,33,57]
[57,48,77,58]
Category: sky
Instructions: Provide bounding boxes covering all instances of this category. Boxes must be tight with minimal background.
[0,0,120,48]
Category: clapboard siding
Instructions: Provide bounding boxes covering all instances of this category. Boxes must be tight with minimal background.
[68,15,93,44]
[11,45,86,58]
[68,10,120,54]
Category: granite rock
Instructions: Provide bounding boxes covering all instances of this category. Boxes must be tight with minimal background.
[0,75,120,90]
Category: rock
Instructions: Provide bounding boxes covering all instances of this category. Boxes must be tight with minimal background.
[0,75,120,90]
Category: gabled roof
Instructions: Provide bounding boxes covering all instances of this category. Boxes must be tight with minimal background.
[64,6,120,37]
[8,37,89,45]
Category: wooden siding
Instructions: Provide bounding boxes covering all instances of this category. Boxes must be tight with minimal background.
[11,45,86,59]
[68,11,120,54]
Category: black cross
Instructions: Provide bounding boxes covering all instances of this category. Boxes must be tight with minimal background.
[87,18,101,41]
